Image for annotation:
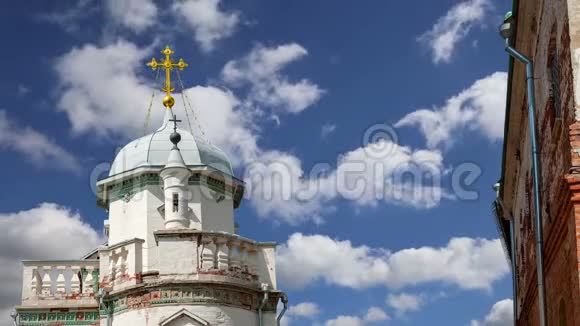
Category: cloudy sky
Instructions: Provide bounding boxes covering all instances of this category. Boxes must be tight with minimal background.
[0,0,514,325]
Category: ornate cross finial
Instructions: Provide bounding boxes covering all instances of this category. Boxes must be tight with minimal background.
[146,46,189,108]
[169,114,182,133]
[169,114,182,146]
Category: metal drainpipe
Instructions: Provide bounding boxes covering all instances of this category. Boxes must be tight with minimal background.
[276,293,288,326]
[10,311,18,326]
[99,289,113,326]
[504,39,547,326]
[495,194,518,325]
[258,284,269,326]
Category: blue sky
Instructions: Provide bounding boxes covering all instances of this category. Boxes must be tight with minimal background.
[0,0,515,325]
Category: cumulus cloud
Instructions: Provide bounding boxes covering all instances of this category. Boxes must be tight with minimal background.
[0,110,80,172]
[287,302,321,318]
[106,0,157,33]
[173,0,240,52]
[396,72,507,149]
[418,0,492,64]
[244,140,446,224]
[277,233,509,290]
[323,307,389,326]
[222,43,324,113]
[53,40,451,225]
[469,299,513,326]
[387,292,424,316]
[0,203,103,325]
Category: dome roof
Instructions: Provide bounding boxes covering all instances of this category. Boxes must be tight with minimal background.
[109,110,233,177]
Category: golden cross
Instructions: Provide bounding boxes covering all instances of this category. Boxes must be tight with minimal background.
[146,46,188,108]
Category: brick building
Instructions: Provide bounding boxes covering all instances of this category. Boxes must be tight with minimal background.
[497,0,580,325]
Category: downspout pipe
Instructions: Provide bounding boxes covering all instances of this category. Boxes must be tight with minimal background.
[10,310,18,326]
[99,289,113,326]
[258,284,269,326]
[276,293,289,326]
[500,15,547,326]
[494,190,518,325]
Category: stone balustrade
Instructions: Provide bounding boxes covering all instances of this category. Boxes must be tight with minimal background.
[20,260,99,306]
[98,238,144,291]
[199,233,259,280]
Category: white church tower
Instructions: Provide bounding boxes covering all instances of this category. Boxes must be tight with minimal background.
[13,46,288,326]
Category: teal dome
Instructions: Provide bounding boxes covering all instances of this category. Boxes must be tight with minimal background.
[109,110,233,177]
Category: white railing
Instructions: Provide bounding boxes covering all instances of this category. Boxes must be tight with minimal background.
[98,238,144,291]
[21,260,99,306]
[198,233,262,283]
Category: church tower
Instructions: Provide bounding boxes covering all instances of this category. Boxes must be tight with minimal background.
[14,46,288,326]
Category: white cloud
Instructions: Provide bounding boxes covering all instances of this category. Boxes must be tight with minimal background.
[244,139,447,224]
[323,307,389,326]
[418,0,492,64]
[363,307,389,322]
[387,293,424,316]
[0,110,80,172]
[35,0,98,34]
[106,0,157,33]
[277,233,509,290]
[325,315,365,326]
[321,123,337,138]
[53,40,449,225]
[287,302,321,318]
[172,0,240,52]
[0,203,103,325]
[469,299,513,326]
[222,43,324,113]
[395,72,507,149]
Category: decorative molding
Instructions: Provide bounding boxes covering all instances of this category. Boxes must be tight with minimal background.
[19,311,99,325]
[103,284,280,316]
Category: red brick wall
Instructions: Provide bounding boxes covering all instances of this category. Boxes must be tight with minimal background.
[507,1,580,325]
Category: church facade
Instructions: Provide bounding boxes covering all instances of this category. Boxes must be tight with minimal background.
[496,1,580,325]
[13,47,288,326]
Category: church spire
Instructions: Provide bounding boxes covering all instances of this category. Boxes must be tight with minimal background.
[146,46,189,109]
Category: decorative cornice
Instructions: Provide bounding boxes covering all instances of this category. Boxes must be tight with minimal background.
[102,282,281,315]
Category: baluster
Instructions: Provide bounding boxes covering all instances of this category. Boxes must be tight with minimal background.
[200,236,216,271]
[70,266,81,294]
[31,268,39,295]
[216,237,229,271]
[56,266,66,295]
[41,266,52,296]
[109,257,116,281]
[228,239,241,271]
[115,253,123,281]
[83,267,94,294]
[247,246,258,276]
[239,243,248,273]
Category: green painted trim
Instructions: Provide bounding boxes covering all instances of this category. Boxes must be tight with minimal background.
[19,311,99,325]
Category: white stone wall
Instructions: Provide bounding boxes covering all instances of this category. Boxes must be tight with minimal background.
[103,305,277,326]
